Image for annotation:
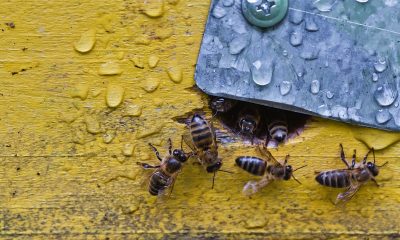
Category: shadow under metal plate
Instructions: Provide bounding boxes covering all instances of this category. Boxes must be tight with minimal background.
[195,0,400,131]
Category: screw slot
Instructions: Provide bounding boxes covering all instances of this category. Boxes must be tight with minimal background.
[242,0,288,28]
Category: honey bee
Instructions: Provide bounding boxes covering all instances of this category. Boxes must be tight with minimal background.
[137,138,189,196]
[266,110,288,144]
[210,97,237,114]
[183,113,227,188]
[237,106,261,142]
[235,146,306,196]
[315,144,388,204]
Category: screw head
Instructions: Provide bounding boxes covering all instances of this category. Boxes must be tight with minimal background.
[242,0,288,28]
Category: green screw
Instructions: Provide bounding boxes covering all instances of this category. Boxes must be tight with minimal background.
[242,0,289,28]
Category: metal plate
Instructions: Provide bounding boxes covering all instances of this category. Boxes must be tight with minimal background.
[195,0,400,131]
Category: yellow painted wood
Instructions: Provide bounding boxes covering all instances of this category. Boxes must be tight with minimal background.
[0,0,399,239]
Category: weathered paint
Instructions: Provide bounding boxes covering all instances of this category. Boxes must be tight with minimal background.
[0,0,399,239]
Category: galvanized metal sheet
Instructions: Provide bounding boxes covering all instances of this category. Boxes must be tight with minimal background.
[195,0,400,131]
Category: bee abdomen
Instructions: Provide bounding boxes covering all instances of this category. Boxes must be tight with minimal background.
[315,170,351,188]
[149,171,170,196]
[235,156,266,176]
[190,115,213,149]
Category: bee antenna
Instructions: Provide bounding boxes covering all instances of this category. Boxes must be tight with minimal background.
[293,165,307,172]
[372,147,376,164]
[218,169,234,174]
[377,161,389,168]
[291,174,302,184]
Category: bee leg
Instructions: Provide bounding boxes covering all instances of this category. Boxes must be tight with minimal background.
[371,178,380,187]
[339,144,351,169]
[167,138,172,155]
[362,147,373,164]
[351,149,356,169]
[149,143,162,161]
[136,162,160,169]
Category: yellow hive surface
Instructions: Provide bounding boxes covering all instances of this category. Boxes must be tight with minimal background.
[0,0,399,239]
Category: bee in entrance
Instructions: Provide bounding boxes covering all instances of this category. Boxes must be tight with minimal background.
[235,146,306,196]
[137,138,190,196]
[210,97,237,114]
[237,106,261,143]
[315,144,388,204]
[265,109,288,144]
[183,114,230,188]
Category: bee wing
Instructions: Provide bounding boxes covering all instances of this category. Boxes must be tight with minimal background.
[257,145,280,166]
[182,133,196,152]
[335,179,362,205]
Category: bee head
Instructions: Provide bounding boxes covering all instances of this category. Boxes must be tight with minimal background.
[173,149,188,163]
[206,161,222,173]
[283,165,293,180]
[367,162,379,176]
[273,130,287,143]
[240,118,256,134]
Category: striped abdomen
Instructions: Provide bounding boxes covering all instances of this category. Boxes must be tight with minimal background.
[315,170,352,188]
[268,120,288,143]
[235,156,266,176]
[149,170,171,196]
[190,114,214,150]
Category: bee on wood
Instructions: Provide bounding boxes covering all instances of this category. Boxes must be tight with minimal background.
[235,146,306,196]
[237,106,261,143]
[210,97,237,114]
[183,114,230,188]
[315,144,388,204]
[137,138,190,196]
[266,110,288,144]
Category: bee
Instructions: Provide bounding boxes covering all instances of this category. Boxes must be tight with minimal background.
[210,97,237,114]
[235,146,306,196]
[183,113,227,188]
[315,144,388,204]
[137,138,189,196]
[266,110,288,144]
[237,106,261,142]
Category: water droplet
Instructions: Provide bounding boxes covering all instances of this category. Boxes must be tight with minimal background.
[213,6,227,18]
[70,84,89,100]
[245,216,268,229]
[300,47,320,60]
[282,50,288,57]
[141,78,160,93]
[317,104,331,117]
[374,83,398,106]
[313,209,324,215]
[123,104,142,117]
[143,0,164,18]
[223,0,234,7]
[167,66,183,83]
[136,124,164,139]
[374,57,387,73]
[229,35,248,55]
[103,131,116,144]
[352,126,400,150]
[289,10,304,25]
[106,84,125,108]
[332,105,348,120]
[313,0,337,12]
[130,56,144,69]
[122,143,135,156]
[305,18,319,32]
[85,116,102,134]
[98,62,123,75]
[376,109,391,124]
[326,91,334,99]
[74,29,96,53]
[148,55,159,68]
[372,73,379,82]
[251,60,274,86]
[290,31,303,47]
[356,0,369,3]
[280,81,292,96]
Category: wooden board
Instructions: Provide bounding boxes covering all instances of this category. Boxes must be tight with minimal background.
[0,0,399,239]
